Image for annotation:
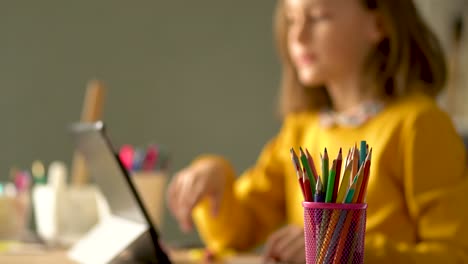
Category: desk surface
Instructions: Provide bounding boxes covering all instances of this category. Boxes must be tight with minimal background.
[0,246,262,264]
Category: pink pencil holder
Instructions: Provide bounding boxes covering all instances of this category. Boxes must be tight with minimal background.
[303,202,367,264]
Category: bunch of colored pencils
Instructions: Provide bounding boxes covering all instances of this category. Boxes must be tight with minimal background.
[290,140,372,204]
[291,141,373,264]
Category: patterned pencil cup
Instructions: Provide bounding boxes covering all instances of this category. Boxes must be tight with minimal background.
[303,202,367,264]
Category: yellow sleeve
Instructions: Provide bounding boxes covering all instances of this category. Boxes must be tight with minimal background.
[192,115,300,253]
[365,106,468,263]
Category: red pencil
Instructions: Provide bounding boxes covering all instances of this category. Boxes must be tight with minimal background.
[357,149,372,203]
[302,167,313,202]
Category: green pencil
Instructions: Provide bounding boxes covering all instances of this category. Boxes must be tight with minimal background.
[322,148,329,195]
[299,147,316,195]
[325,160,336,203]
[343,176,358,203]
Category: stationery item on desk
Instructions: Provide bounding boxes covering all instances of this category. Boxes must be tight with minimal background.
[121,143,170,226]
[155,144,170,171]
[142,145,159,171]
[33,165,62,244]
[343,175,358,204]
[336,162,352,203]
[351,164,365,204]
[31,161,47,185]
[13,171,31,193]
[305,149,319,182]
[292,143,372,264]
[290,148,306,200]
[132,148,145,172]
[357,149,372,203]
[314,176,324,203]
[302,167,313,202]
[33,160,102,246]
[322,148,329,195]
[344,148,352,167]
[299,148,316,195]
[360,141,367,167]
[351,145,359,184]
[0,177,30,240]
[131,171,168,228]
[119,143,171,173]
[47,161,67,190]
[325,160,336,203]
[119,145,134,171]
[333,149,342,203]
[17,170,34,233]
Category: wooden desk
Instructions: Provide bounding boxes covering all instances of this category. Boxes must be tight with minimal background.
[0,245,262,264]
[0,250,74,264]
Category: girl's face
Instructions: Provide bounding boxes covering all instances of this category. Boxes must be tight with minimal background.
[285,0,383,86]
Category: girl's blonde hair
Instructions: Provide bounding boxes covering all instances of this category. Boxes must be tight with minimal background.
[275,0,447,117]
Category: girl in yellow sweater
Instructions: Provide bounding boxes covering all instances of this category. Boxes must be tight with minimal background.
[167,0,468,263]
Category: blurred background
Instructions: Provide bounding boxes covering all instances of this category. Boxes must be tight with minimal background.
[0,0,466,246]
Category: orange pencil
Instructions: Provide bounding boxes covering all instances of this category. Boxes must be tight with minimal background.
[305,148,319,182]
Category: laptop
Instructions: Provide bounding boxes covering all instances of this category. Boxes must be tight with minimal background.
[68,121,171,264]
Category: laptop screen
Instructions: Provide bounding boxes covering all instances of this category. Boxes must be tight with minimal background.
[71,122,146,223]
[70,121,171,263]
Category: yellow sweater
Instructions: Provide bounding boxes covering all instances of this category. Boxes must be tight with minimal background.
[193,92,468,263]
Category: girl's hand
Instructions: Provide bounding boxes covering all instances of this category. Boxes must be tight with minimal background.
[166,158,226,232]
[263,225,305,263]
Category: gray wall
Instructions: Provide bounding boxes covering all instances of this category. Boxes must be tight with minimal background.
[414,0,468,129]
[0,1,281,244]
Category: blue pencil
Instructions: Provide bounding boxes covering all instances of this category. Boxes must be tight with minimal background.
[360,141,367,168]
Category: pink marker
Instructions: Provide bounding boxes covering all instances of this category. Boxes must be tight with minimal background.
[14,171,31,192]
[142,145,159,171]
[119,145,134,171]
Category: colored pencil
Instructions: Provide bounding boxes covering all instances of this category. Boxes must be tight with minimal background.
[290,148,306,200]
[333,149,342,202]
[325,160,336,203]
[300,147,316,195]
[305,148,319,182]
[322,148,329,195]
